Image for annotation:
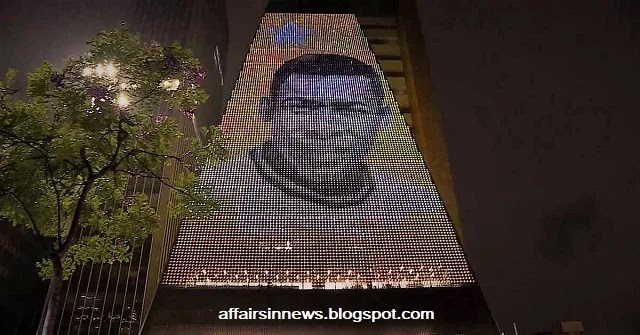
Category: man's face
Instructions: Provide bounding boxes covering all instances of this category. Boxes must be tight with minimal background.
[263,73,389,186]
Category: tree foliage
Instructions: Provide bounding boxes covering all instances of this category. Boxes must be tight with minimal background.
[0,29,227,281]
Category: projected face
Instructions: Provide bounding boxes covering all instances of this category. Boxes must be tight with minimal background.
[162,14,476,290]
[261,73,389,189]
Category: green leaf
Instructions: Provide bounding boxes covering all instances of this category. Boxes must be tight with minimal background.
[0,28,228,281]
[3,68,17,86]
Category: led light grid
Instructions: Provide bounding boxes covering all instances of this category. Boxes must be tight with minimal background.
[162,13,475,289]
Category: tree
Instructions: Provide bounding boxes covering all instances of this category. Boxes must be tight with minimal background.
[0,29,227,335]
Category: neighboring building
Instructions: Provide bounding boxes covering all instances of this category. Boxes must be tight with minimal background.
[0,4,134,334]
[141,1,498,334]
[0,1,228,334]
[0,221,48,335]
[551,321,585,335]
[531,320,585,335]
[51,1,229,334]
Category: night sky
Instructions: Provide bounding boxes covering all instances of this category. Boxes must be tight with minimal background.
[1,1,638,334]
[416,2,639,334]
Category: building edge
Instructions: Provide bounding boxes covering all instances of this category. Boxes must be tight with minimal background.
[396,0,465,241]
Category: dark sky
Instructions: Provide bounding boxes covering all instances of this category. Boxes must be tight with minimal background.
[1,1,638,334]
[415,2,640,334]
[224,1,640,334]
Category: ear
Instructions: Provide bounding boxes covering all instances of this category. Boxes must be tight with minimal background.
[258,97,273,122]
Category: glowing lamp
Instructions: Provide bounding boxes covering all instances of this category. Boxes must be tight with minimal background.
[95,64,105,77]
[160,80,172,90]
[116,93,130,108]
[105,63,117,77]
[170,79,180,90]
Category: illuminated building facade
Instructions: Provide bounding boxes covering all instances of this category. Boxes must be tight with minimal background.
[0,0,497,334]
[142,1,499,334]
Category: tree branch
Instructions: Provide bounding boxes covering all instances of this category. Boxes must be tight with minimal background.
[0,162,15,173]
[6,192,51,257]
[114,169,168,181]
[80,147,94,178]
[95,115,126,178]
[0,87,19,101]
[132,156,192,198]
[0,127,64,248]
[132,148,187,164]
[0,128,50,162]
[59,179,92,255]
[37,146,64,249]
[132,94,153,106]
[59,147,98,255]
[101,146,187,179]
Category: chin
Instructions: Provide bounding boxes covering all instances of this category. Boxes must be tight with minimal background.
[303,168,342,180]
[306,159,361,171]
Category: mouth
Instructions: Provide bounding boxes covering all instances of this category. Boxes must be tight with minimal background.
[301,135,361,147]
[303,148,365,165]
[283,136,366,163]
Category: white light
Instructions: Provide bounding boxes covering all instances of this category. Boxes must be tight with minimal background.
[160,80,172,90]
[170,79,180,91]
[105,63,117,77]
[82,67,93,77]
[95,64,105,77]
[116,93,130,108]
[160,79,180,91]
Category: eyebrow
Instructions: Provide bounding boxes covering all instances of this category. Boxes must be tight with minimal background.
[333,101,368,107]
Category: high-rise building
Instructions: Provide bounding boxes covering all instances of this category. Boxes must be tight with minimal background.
[532,320,585,335]
[49,1,229,334]
[0,0,229,332]
[0,221,48,335]
[1,0,497,334]
[141,1,498,334]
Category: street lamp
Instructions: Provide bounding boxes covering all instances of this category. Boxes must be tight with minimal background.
[116,93,130,108]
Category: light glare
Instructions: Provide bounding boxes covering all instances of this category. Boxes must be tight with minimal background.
[170,79,180,90]
[95,64,105,77]
[105,63,117,77]
[82,67,93,77]
[116,93,130,108]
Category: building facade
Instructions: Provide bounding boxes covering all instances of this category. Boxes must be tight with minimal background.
[142,1,498,334]
[51,1,229,334]
[0,1,495,334]
[0,221,48,335]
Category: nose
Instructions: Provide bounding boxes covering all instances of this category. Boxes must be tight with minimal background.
[306,106,346,138]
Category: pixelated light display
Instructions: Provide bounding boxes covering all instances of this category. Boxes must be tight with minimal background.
[162,13,475,289]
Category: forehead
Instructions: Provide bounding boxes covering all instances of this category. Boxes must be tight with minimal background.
[276,73,376,100]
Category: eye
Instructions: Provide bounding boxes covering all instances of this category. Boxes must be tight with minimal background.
[335,103,371,115]
[283,99,320,113]
[281,100,304,110]
[293,101,309,108]
[351,105,370,114]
